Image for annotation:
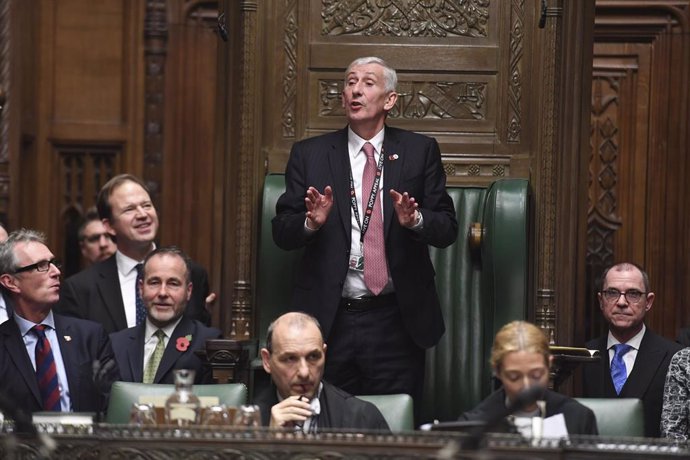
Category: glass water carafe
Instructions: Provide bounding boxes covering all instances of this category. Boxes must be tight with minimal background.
[165,369,201,426]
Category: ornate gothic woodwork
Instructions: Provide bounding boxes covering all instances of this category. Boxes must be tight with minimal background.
[56,145,119,277]
[588,1,690,341]
[320,0,490,38]
[0,0,9,227]
[143,0,167,206]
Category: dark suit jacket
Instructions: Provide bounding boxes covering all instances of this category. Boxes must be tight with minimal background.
[583,328,682,437]
[459,388,599,436]
[56,254,211,334]
[254,380,390,432]
[109,316,221,384]
[0,313,118,414]
[272,126,458,348]
[676,327,690,347]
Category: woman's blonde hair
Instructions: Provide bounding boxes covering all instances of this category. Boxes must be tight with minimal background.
[490,321,550,371]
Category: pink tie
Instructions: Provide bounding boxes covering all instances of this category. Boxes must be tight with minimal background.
[362,142,388,295]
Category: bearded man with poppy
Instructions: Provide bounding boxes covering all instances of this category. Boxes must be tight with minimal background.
[109,246,221,384]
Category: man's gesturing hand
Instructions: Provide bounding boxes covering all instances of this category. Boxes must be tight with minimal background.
[305,186,333,230]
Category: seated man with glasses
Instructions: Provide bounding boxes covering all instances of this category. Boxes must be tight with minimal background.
[0,229,119,414]
[582,262,681,437]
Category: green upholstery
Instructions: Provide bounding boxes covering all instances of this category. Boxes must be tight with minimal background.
[255,175,530,423]
[574,397,645,437]
[357,394,414,433]
[423,179,529,423]
[255,174,303,348]
[105,381,248,424]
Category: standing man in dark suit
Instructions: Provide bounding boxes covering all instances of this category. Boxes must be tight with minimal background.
[0,229,118,414]
[583,262,681,437]
[56,174,212,334]
[272,57,458,409]
[110,246,221,384]
[255,312,389,432]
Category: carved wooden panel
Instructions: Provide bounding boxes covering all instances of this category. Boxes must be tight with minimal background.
[588,1,690,341]
[55,144,119,277]
[261,0,537,187]
[8,0,144,262]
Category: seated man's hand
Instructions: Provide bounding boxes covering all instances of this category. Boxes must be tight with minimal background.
[269,396,313,428]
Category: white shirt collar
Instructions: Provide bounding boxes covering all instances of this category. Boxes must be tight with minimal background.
[607,323,646,350]
[348,126,385,159]
[116,250,142,277]
[14,310,56,337]
[144,316,183,342]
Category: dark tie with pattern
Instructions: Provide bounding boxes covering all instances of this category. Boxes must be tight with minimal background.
[32,324,61,411]
[361,142,388,295]
[611,343,633,395]
[135,263,146,325]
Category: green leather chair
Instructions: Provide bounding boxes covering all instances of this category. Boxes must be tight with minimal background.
[357,394,414,433]
[254,175,530,424]
[423,179,529,423]
[105,381,248,424]
[574,397,645,437]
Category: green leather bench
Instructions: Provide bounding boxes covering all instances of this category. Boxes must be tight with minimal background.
[357,393,414,433]
[106,381,248,424]
[574,397,645,437]
[254,174,530,424]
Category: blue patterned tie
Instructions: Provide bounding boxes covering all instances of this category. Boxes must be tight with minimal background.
[611,343,633,395]
[135,263,146,325]
[33,325,61,411]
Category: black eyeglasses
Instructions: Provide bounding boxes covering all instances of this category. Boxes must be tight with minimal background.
[601,288,646,304]
[13,258,61,274]
[82,232,112,244]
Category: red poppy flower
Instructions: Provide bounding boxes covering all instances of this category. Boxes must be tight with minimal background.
[176,337,190,352]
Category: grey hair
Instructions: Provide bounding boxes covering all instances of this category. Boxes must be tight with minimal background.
[345,56,398,93]
[0,228,47,275]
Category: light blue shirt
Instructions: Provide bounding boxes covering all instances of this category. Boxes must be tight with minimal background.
[14,311,72,412]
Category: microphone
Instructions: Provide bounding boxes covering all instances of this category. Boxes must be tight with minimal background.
[464,385,547,450]
[504,385,545,416]
[92,359,117,422]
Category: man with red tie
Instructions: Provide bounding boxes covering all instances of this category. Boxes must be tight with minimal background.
[273,57,457,411]
[0,229,117,413]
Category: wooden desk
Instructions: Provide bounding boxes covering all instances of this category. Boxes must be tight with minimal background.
[2,425,688,459]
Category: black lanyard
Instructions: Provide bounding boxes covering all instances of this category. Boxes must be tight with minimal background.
[348,146,385,245]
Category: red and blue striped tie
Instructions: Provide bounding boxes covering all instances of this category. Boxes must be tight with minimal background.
[32,324,61,411]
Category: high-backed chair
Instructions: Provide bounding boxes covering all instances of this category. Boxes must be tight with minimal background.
[254,174,530,424]
[106,381,248,424]
[357,394,414,433]
[423,179,529,423]
[574,397,645,437]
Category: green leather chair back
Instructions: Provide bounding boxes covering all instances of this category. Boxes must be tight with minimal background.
[357,394,414,433]
[423,179,529,423]
[574,397,645,437]
[106,381,248,424]
[256,174,303,347]
[256,175,530,424]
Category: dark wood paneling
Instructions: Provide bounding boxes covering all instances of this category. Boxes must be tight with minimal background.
[588,1,690,341]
